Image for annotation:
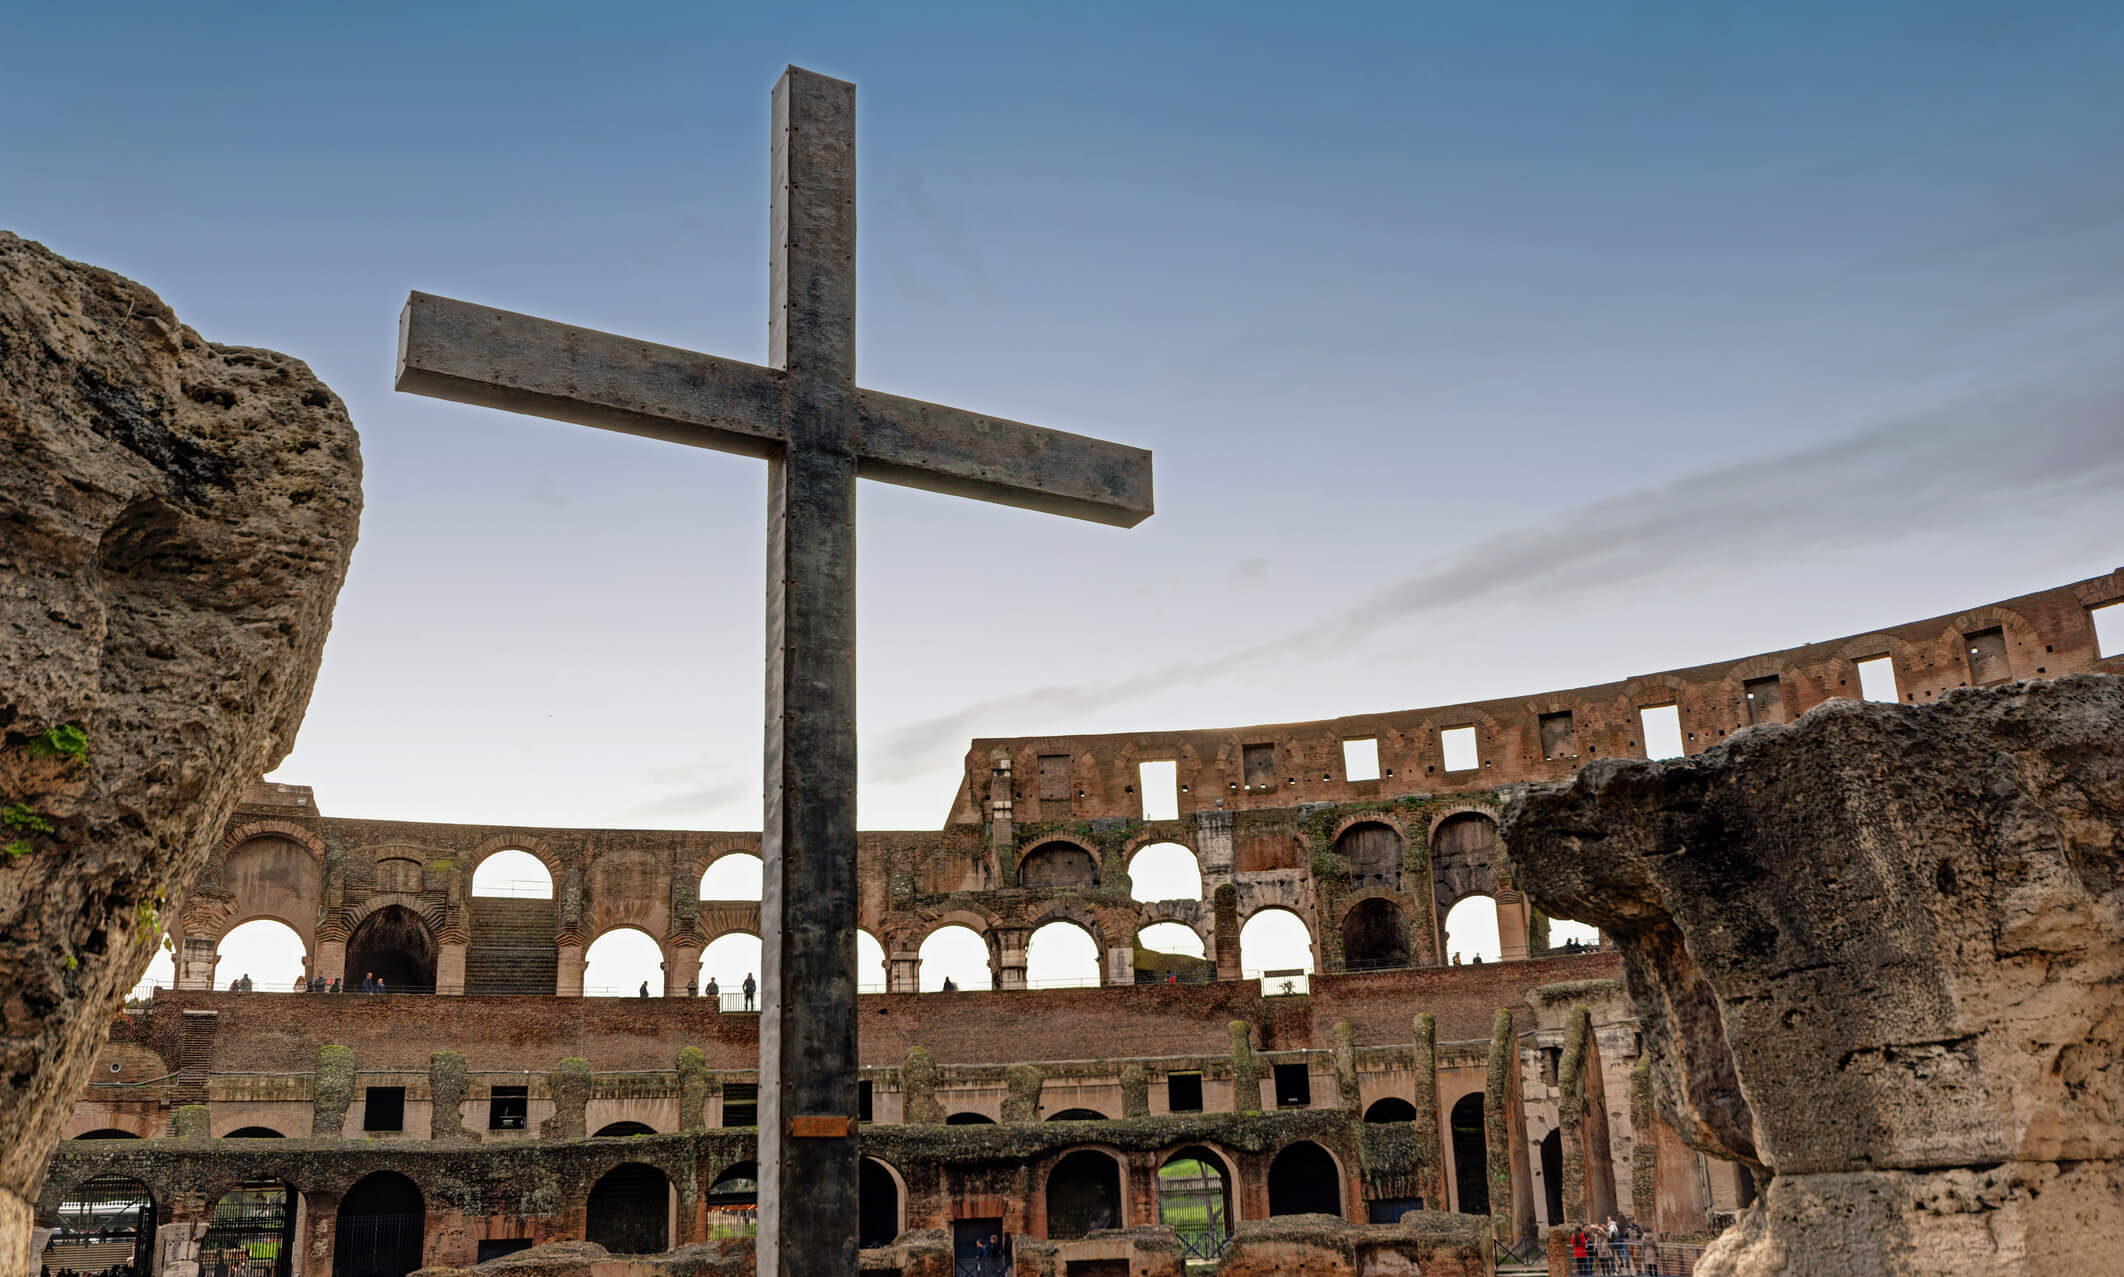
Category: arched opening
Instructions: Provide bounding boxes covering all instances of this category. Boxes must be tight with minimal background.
[945,1112,996,1125]
[202,1179,297,1277]
[49,1176,154,1275]
[918,925,992,991]
[72,1129,142,1140]
[699,853,764,902]
[1340,898,1410,971]
[127,945,174,1001]
[595,1121,657,1137]
[216,918,308,992]
[585,1162,670,1255]
[698,932,764,1008]
[1546,918,1601,954]
[1046,1109,1107,1122]
[584,926,666,997]
[1432,815,1501,946]
[333,1171,424,1277]
[1157,1148,1233,1260]
[1238,908,1314,979]
[859,1158,901,1249]
[1025,920,1100,987]
[1268,1142,1342,1216]
[1134,922,1210,984]
[1335,821,1403,891]
[472,849,553,898]
[1443,895,1501,965]
[1018,841,1099,889]
[705,1162,758,1239]
[224,1126,286,1138]
[1450,1093,1489,1216]
[1540,1128,1564,1227]
[857,929,887,992]
[1364,1097,1418,1124]
[1045,1150,1123,1238]
[345,905,437,994]
[1127,842,1201,902]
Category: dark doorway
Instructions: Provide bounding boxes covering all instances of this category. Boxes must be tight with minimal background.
[1019,841,1099,889]
[477,1239,534,1261]
[952,1218,1004,1272]
[223,1126,286,1138]
[1334,822,1403,891]
[202,1180,296,1277]
[1364,1097,1417,1124]
[1540,1128,1564,1226]
[72,1129,142,1140]
[1450,1093,1489,1216]
[50,1176,155,1277]
[1340,898,1410,970]
[595,1121,656,1137]
[1156,1148,1231,1261]
[585,1162,668,1255]
[346,905,438,993]
[1267,1141,1341,1217]
[1046,1109,1107,1121]
[1045,1150,1123,1238]
[334,1171,424,1277]
[859,1158,900,1249]
[945,1112,995,1125]
[1367,1196,1423,1223]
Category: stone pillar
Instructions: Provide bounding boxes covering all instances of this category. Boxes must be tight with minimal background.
[555,941,585,996]
[994,927,1028,990]
[435,938,467,995]
[160,1197,211,1277]
[668,938,703,996]
[1195,809,1235,885]
[1104,944,1134,987]
[1485,1008,1537,1246]
[302,1190,340,1277]
[1212,884,1242,981]
[1411,1013,1447,1209]
[177,935,219,990]
[314,934,347,987]
[887,951,920,994]
[1496,888,1531,962]
[989,752,1014,854]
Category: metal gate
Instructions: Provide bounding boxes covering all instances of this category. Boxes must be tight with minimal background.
[333,1212,424,1277]
[49,1176,154,1276]
[199,1182,295,1277]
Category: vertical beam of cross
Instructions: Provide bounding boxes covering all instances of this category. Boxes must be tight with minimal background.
[760,67,859,1277]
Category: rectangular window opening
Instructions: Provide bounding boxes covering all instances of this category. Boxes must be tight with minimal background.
[1342,737,1380,782]
[1272,1062,1312,1108]
[1638,705,1684,760]
[1964,626,2010,685]
[1538,711,1576,760]
[1440,725,1479,773]
[488,1085,528,1131]
[1138,760,1179,821]
[2095,601,2124,659]
[1167,1070,1203,1113]
[1742,676,1787,727]
[857,1080,874,1123]
[362,1086,405,1132]
[1855,655,1899,704]
[722,1082,759,1128]
[1242,743,1277,790]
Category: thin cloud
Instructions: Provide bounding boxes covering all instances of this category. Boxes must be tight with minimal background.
[865,367,2124,782]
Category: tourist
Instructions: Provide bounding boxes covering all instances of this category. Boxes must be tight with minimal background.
[971,1237,987,1270]
[229,977,241,991]
[705,976,719,1005]
[742,972,756,1011]
[328,977,341,993]
[639,980,650,998]
[374,974,389,995]
[1570,1225,1588,1275]
[990,1232,1010,1274]
[941,976,956,993]
[686,978,697,997]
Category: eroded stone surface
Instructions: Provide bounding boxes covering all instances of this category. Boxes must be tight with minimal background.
[1502,675,2124,1275]
[0,231,359,1270]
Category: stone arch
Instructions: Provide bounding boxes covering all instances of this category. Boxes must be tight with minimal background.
[1044,1148,1125,1237]
[859,1156,905,1249]
[706,1159,758,1211]
[1429,812,1500,914]
[222,1125,287,1138]
[1019,838,1101,889]
[1238,906,1315,977]
[345,903,437,993]
[586,1161,670,1255]
[1946,605,2043,686]
[334,1171,424,1276]
[471,848,555,898]
[596,1121,658,1137]
[918,923,995,992]
[201,1177,298,1276]
[1365,1097,1417,1124]
[1340,897,1410,970]
[1442,894,1502,964]
[214,916,311,991]
[1267,1141,1343,1217]
[587,847,672,940]
[466,834,567,885]
[1448,1091,1488,1216]
[586,924,668,997]
[1125,840,1203,902]
[1026,918,1102,987]
[1157,1144,1235,1253]
[1046,1108,1110,1122]
[945,1112,996,1125]
[72,1127,145,1140]
[49,1175,156,1276]
[698,850,766,902]
[213,834,323,949]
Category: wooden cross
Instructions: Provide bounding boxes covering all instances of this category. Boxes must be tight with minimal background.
[395,65,1153,1277]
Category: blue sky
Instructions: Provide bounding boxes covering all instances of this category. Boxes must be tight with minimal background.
[10,0,2123,833]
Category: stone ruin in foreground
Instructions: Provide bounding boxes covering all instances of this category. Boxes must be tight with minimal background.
[7,232,2123,1277]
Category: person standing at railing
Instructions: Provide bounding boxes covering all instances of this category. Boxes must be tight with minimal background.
[742,972,756,1011]
[705,976,719,1008]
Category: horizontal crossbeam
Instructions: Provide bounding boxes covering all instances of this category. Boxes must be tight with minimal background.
[397,292,1153,528]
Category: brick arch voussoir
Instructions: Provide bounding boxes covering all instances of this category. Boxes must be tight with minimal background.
[340,893,446,935]
[1329,811,1407,847]
[1425,802,1500,846]
[221,819,326,862]
[466,833,568,884]
[691,840,764,879]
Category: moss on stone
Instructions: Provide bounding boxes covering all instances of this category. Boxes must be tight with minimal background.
[1228,1020,1262,1113]
[542,1056,591,1140]
[1409,1012,1444,1206]
[313,1043,355,1137]
[677,1046,708,1132]
[1331,1021,1360,1112]
[1558,1004,1594,1221]
[1120,1063,1149,1118]
[901,1047,944,1125]
[1484,1007,1515,1246]
[1002,1063,1044,1122]
[429,1050,469,1141]
[1630,1053,1658,1228]
[171,1104,210,1140]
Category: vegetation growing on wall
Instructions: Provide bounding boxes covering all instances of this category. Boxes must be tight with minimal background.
[901,1047,944,1125]
[1409,1012,1445,1206]
[677,1046,708,1132]
[1002,1064,1044,1122]
[313,1044,355,1136]
[1228,1020,1262,1113]
[1484,1008,1516,1246]
[430,1050,469,1141]
[543,1057,590,1140]
[1558,1004,1594,1221]
[1120,1063,1149,1118]
[1331,1021,1360,1112]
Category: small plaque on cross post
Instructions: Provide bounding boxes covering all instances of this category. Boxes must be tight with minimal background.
[396,64,1153,1277]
